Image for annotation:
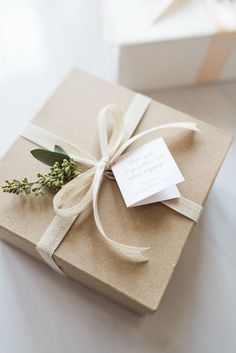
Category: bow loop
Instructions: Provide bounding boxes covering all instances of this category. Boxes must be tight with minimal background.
[52,103,126,221]
[98,104,125,160]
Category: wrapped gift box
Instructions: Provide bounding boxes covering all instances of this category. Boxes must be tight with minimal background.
[0,69,232,314]
[101,0,236,91]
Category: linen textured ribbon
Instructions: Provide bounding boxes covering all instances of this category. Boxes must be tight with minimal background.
[22,94,202,274]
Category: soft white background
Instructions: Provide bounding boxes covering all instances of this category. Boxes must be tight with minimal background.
[0,1,236,352]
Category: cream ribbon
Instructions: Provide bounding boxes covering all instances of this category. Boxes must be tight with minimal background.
[21,94,202,274]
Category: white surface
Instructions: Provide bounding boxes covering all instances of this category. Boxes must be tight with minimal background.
[0,1,236,352]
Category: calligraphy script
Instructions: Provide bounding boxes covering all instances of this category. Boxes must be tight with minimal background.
[112,137,184,207]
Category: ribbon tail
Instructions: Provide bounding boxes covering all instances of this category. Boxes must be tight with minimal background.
[111,122,199,164]
[92,162,149,263]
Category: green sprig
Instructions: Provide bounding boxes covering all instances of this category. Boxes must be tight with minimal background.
[2,146,82,196]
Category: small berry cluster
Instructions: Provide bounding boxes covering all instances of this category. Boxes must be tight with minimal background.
[2,159,79,196]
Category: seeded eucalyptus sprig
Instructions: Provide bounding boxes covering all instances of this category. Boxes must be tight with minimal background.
[2,145,83,196]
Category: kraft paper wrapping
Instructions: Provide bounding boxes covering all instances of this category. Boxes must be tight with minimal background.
[0,69,232,314]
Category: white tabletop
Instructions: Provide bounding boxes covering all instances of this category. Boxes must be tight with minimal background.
[0,1,236,352]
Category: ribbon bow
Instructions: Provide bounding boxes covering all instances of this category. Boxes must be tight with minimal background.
[22,94,200,273]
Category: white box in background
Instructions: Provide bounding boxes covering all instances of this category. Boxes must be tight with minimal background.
[101,0,236,92]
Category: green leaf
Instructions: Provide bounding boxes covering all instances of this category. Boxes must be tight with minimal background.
[54,145,69,156]
[31,149,70,166]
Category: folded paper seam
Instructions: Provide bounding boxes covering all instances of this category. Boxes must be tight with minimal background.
[21,94,202,274]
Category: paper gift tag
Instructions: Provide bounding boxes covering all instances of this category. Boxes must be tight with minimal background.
[111,137,184,207]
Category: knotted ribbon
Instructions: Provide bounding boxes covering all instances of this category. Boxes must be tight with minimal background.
[22,94,202,274]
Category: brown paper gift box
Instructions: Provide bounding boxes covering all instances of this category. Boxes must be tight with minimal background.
[0,69,232,315]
